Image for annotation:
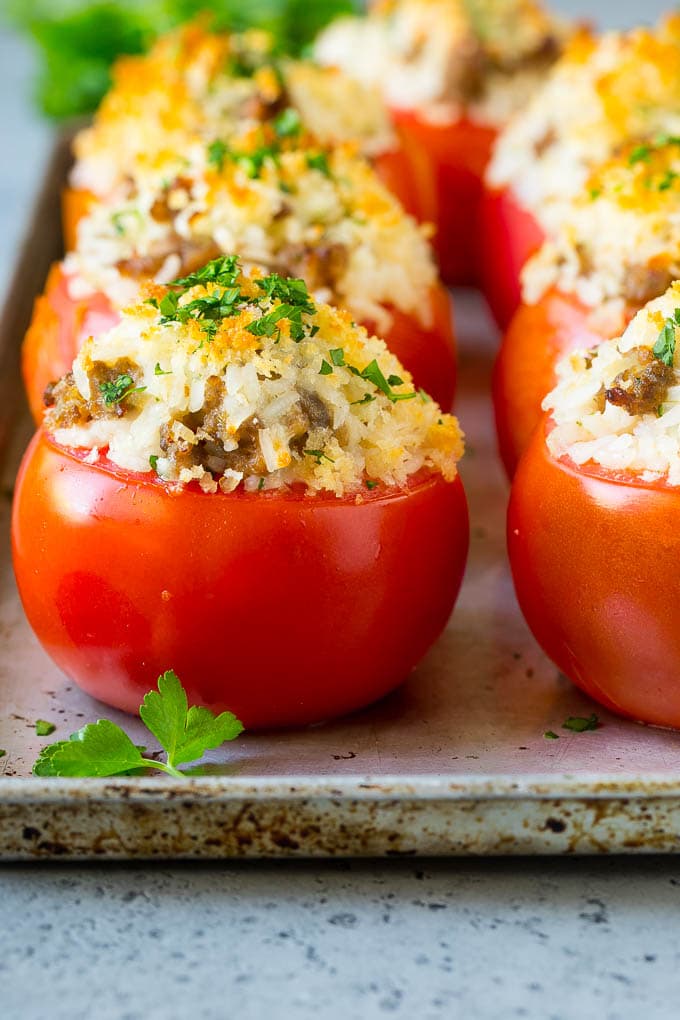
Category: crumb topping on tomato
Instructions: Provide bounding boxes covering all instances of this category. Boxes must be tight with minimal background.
[544,282,680,483]
[45,257,463,495]
[65,136,436,333]
[315,0,568,123]
[487,15,680,228]
[522,136,680,311]
[71,21,394,202]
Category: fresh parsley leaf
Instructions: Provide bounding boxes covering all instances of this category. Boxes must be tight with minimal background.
[154,363,172,376]
[544,730,559,740]
[140,670,242,768]
[172,255,241,292]
[0,749,7,758]
[628,144,651,165]
[149,455,159,472]
[100,373,135,405]
[358,359,418,403]
[304,449,334,465]
[351,393,376,406]
[387,374,404,387]
[306,152,331,177]
[207,138,229,172]
[653,311,680,366]
[365,479,379,490]
[319,360,333,376]
[35,720,55,737]
[33,672,244,779]
[274,107,302,138]
[562,714,599,733]
[330,348,346,367]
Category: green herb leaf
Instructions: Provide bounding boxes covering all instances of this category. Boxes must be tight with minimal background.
[35,720,56,737]
[33,672,244,779]
[319,359,333,376]
[274,107,302,138]
[304,448,334,465]
[330,348,346,367]
[365,479,379,490]
[544,730,559,740]
[100,373,136,405]
[562,714,599,733]
[628,144,651,165]
[306,152,331,177]
[653,312,680,366]
[33,720,145,777]
[154,363,172,376]
[140,670,242,768]
[207,138,229,172]
[149,454,159,472]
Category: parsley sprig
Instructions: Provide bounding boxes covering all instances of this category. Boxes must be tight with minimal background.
[100,373,146,406]
[33,671,243,779]
[653,308,680,366]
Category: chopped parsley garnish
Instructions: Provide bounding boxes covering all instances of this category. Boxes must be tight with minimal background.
[653,308,680,366]
[588,187,601,201]
[33,671,243,779]
[330,348,346,366]
[351,393,376,406]
[35,720,56,737]
[258,477,265,491]
[100,374,145,406]
[657,169,678,192]
[306,152,331,177]
[154,363,172,376]
[274,107,302,138]
[304,449,334,465]
[0,750,6,759]
[628,144,651,165]
[418,388,432,403]
[354,359,417,403]
[149,455,159,472]
[319,359,333,376]
[544,730,559,740]
[562,714,599,733]
[207,139,228,172]
[365,479,379,490]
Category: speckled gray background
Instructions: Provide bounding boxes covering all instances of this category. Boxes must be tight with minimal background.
[1,4,679,1019]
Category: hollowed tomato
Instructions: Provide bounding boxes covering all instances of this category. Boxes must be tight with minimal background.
[509,419,680,729]
[375,111,497,286]
[493,288,634,478]
[478,185,545,329]
[23,265,457,421]
[12,432,469,729]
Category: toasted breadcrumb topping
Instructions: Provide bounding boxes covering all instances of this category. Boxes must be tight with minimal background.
[46,258,463,496]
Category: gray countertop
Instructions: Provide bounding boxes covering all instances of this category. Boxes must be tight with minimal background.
[1,5,679,1019]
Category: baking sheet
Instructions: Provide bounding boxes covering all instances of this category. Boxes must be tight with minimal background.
[2,133,680,859]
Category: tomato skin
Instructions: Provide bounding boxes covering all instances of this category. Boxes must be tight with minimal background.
[479,186,545,329]
[376,111,497,286]
[22,264,118,422]
[23,266,457,421]
[493,288,627,478]
[509,420,680,729]
[62,187,96,252]
[12,432,469,728]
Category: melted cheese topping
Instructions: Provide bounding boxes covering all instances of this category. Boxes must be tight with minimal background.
[488,15,680,229]
[315,0,568,123]
[47,260,463,497]
[545,283,680,484]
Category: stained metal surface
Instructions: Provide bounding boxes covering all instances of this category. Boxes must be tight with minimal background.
[2,136,680,859]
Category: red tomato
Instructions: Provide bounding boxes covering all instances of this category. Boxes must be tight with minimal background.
[509,419,680,729]
[478,186,545,329]
[62,187,96,252]
[12,432,469,729]
[22,264,118,422]
[375,111,497,286]
[23,266,457,421]
[493,288,630,477]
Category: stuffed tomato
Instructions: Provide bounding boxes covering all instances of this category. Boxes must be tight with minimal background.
[315,0,569,285]
[483,15,680,327]
[494,133,680,476]
[29,129,456,420]
[509,284,680,728]
[63,21,398,249]
[13,258,469,729]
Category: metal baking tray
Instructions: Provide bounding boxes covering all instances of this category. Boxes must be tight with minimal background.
[2,133,680,860]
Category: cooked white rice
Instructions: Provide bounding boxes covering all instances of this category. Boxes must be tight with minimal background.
[48,258,463,497]
[545,283,680,484]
